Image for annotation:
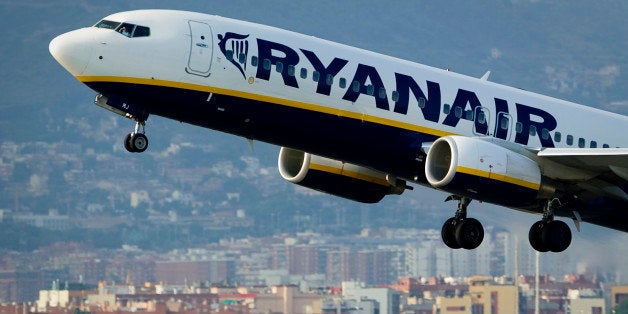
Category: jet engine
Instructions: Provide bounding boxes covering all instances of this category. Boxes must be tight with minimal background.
[278,147,405,203]
[425,136,554,207]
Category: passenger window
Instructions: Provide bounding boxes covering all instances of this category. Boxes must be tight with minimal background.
[378,87,386,99]
[465,110,473,120]
[276,61,283,73]
[566,135,574,146]
[226,50,234,61]
[251,56,258,67]
[133,26,150,37]
[541,128,550,140]
[366,85,374,96]
[500,117,508,130]
[443,104,451,114]
[339,78,347,89]
[554,132,562,143]
[300,68,308,79]
[529,125,537,136]
[392,91,399,102]
[312,71,320,82]
[263,59,271,71]
[287,65,295,77]
[326,74,334,86]
[603,144,610,148]
[454,107,462,119]
[418,97,426,109]
[515,122,523,134]
[352,81,360,92]
[477,111,486,124]
[578,138,585,148]
[590,141,597,148]
[239,53,246,64]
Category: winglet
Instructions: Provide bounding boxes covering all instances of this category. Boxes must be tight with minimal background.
[480,71,491,81]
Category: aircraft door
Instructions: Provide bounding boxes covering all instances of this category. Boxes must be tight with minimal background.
[494,112,513,141]
[473,106,490,135]
[186,20,213,76]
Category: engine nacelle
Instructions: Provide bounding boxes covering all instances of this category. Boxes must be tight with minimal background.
[278,147,405,203]
[425,136,552,207]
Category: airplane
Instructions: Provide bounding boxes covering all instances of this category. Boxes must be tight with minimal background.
[49,9,628,253]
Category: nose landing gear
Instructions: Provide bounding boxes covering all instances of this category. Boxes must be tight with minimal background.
[124,121,149,153]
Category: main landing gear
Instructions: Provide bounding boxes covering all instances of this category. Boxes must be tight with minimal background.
[528,199,572,252]
[441,196,484,250]
[124,121,149,153]
[439,196,572,252]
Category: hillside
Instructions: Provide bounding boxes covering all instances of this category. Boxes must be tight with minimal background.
[0,0,626,269]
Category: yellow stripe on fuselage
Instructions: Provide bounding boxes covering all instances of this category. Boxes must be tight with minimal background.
[456,166,540,190]
[309,163,390,187]
[77,75,454,138]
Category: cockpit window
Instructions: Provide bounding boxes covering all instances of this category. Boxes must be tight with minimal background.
[94,19,150,38]
[94,20,120,30]
[133,25,150,37]
[116,23,135,37]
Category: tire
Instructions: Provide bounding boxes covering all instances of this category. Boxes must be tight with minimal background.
[131,133,148,153]
[528,221,549,252]
[124,133,135,152]
[441,217,461,249]
[542,220,572,252]
[455,218,484,250]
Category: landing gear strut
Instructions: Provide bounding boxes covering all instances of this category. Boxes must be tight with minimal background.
[124,121,148,153]
[441,196,484,250]
[528,199,572,252]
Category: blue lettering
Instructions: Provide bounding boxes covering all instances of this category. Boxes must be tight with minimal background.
[393,73,440,122]
[442,89,485,130]
[256,39,300,88]
[494,98,510,140]
[515,103,556,147]
[301,49,348,96]
[342,64,389,110]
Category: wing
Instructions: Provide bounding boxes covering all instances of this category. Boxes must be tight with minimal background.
[538,148,628,182]
[537,147,628,231]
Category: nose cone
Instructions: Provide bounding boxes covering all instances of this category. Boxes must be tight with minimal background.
[49,29,94,76]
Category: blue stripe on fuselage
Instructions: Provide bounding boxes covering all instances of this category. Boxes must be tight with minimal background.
[84,79,436,182]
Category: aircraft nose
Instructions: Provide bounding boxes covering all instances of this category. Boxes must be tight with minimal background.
[49,29,94,76]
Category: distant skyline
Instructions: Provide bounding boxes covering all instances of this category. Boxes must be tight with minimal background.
[1,0,627,286]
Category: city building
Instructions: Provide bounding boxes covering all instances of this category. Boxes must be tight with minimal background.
[433,276,517,314]
[254,285,322,313]
[611,285,628,310]
[342,281,400,314]
[154,259,235,285]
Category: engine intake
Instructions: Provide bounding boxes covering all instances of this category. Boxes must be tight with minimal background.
[278,147,405,203]
[425,136,551,207]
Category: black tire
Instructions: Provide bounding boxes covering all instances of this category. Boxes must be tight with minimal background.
[124,133,135,152]
[441,217,461,249]
[528,221,549,252]
[455,218,484,250]
[542,220,572,252]
[131,133,148,153]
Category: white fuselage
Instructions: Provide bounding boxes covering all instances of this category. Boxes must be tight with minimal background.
[50,10,628,237]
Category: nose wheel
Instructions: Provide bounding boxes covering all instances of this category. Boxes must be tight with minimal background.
[124,121,149,153]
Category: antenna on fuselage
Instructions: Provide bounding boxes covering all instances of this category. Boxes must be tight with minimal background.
[480,71,491,81]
